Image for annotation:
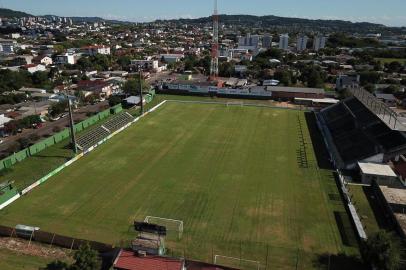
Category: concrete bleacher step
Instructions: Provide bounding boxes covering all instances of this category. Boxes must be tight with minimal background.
[77,113,135,151]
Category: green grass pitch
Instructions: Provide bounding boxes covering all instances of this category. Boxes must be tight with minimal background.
[0,101,360,269]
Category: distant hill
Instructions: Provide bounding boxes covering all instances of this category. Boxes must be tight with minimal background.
[157,14,406,34]
[0,8,32,18]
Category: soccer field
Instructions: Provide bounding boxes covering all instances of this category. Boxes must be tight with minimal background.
[0,101,359,269]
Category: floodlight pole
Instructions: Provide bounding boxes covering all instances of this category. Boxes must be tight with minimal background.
[139,65,144,116]
[68,97,78,155]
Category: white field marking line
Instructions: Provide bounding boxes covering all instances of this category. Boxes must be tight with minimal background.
[214,255,260,270]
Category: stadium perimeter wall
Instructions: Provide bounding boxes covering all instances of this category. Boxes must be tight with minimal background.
[0,225,113,252]
[0,101,166,211]
[0,104,123,170]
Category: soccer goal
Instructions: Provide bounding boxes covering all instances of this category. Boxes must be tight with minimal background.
[226,101,244,107]
[214,255,261,270]
[144,216,184,239]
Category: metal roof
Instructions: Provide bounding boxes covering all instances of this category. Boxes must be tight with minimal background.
[266,86,325,94]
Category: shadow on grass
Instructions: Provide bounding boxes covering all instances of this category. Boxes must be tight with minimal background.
[362,186,393,231]
[304,112,334,170]
[314,253,367,270]
[33,155,72,160]
[334,211,358,247]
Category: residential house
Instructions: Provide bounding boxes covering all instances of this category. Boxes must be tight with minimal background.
[77,80,113,99]
[82,45,111,56]
[55,53,76,65]
[160,54,184,63]
[21,64,46,74]
[33,55,53,66]
[336,74,360,90]
[375,93,397,107]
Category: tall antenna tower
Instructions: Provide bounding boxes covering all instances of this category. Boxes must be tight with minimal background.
[209,0,219,81]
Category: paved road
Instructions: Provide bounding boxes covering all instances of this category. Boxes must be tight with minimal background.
[0,101,109,156]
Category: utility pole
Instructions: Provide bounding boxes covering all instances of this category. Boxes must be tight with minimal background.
[139,65,144,115]
[209,0,219,81]
[68,97,78,154]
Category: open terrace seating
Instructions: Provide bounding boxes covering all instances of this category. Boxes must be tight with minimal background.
[76,113,135,150]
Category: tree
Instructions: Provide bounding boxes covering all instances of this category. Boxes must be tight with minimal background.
[6,142,20,154]
[41,260,69,270]
[123,78,150,96]
[184,55,198,71]
[32,71,49,86]
[70,243,100,270]
[17,137,30,149]
[274,70,292,86]
[360,71,381,86]
[307,69,324,88]
[383,85,400,94]
[219,61,235,77]
[386,61,404,73]
[108,95,122,107]
[361,231,400,270]
[364,84,375,93]
[49,101,68,117]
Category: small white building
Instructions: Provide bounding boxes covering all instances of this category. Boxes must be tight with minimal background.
[82,45,111,56]
[34,55,53,66]
[22,64,46,74]
[11,33,21,39]
[55,53,76,65]
[0,114,12,128]
[358,162,398,185]
[131,59,159,70]
[160,54,184,63]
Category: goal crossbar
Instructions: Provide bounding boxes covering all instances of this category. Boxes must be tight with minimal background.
[144,216,183,239]
[214,255,260,270]
[226,101,244,107]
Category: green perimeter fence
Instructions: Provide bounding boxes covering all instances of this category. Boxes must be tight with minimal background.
[0,104,123,171]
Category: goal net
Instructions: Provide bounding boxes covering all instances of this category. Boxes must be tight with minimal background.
[144,216,184,239]
[226,101,244,107]
[214,255,261,270]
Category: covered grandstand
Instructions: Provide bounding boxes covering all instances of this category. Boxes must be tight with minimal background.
[317,92,406,170]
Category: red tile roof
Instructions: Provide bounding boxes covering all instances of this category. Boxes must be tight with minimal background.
[394,161,406,178]
[114,250,183,270]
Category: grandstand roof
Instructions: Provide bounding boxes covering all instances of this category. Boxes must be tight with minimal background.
[319,96,406,168]
[351,88,406,131]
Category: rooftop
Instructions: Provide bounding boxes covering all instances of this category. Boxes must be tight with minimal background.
[358,162,397,177]
[380,185,406,236]
[113,250,183,270]
[266,86,325,94]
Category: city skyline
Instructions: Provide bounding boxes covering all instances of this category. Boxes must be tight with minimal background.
[1,0,406,27]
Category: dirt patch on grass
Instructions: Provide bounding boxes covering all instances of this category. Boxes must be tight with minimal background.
[0,237,72,262]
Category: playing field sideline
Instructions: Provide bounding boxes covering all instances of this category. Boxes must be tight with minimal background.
[0,101,358,269]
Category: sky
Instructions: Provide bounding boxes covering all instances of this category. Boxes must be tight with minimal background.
[1,0,406,27]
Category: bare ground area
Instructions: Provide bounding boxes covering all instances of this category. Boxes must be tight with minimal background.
[0,236,73,262]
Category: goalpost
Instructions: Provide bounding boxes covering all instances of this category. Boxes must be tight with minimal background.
[144,216,184,239]
[214,255,261,270]
[226,101,244,107]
